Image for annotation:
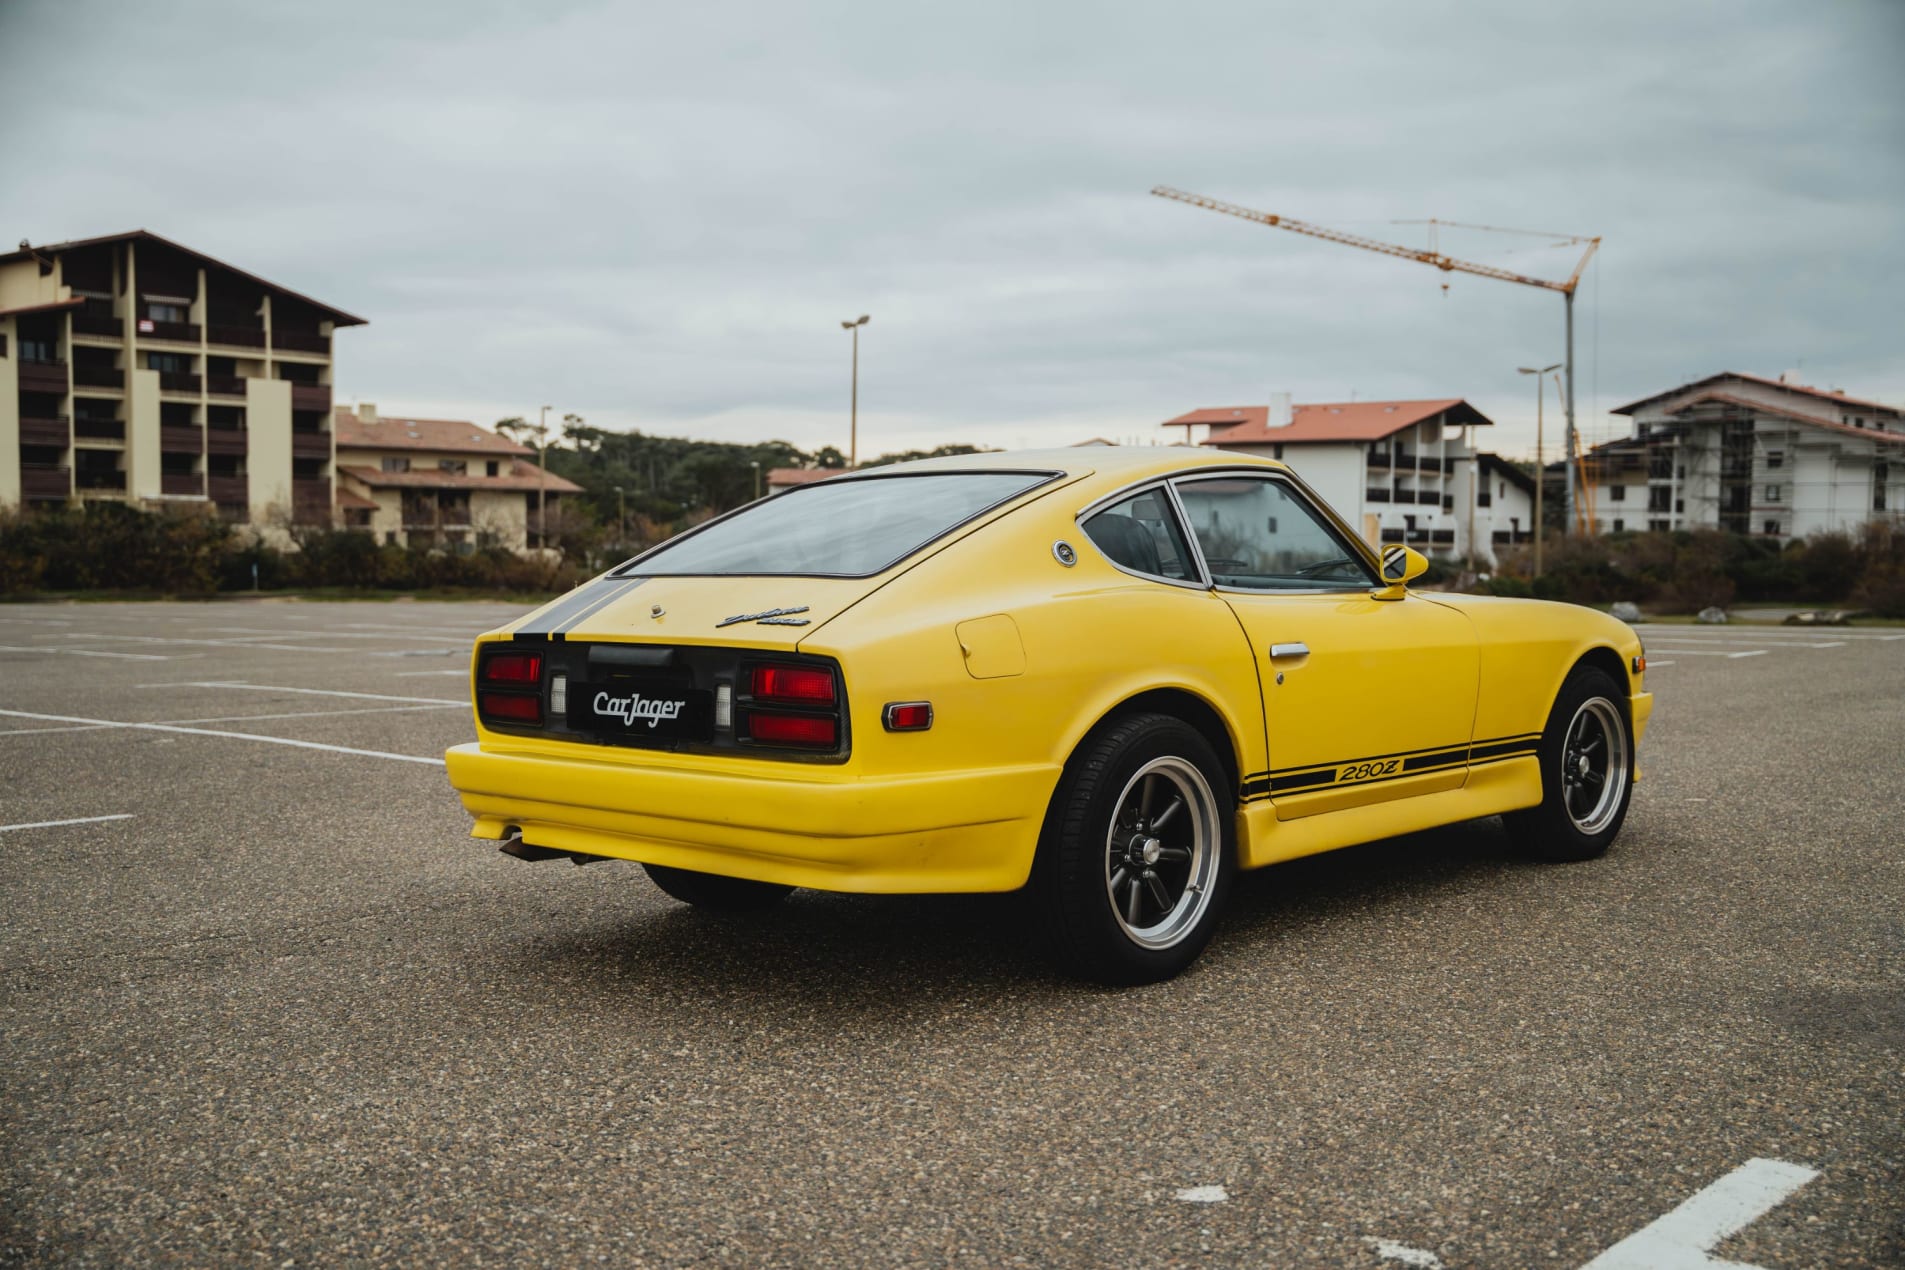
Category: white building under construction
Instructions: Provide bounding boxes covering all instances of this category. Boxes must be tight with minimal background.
[1583,372,1901,539]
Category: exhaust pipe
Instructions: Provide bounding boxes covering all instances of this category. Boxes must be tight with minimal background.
[499,830,608,866]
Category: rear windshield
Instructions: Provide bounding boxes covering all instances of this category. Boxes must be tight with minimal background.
[618,471,1057,577]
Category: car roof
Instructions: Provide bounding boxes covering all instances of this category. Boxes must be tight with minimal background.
[830,445,1286,496]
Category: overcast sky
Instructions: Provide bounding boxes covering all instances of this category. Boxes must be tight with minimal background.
[3,0,1900,460]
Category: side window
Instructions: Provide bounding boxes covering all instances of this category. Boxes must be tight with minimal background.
[1082,487,1196,582]
[1174,476,1374,590]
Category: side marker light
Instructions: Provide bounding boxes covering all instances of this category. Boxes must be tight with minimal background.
[883,702,933,732]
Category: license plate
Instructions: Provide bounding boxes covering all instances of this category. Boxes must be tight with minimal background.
[569,679,714,742]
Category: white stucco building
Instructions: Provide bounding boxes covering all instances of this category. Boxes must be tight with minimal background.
[1592,372,1902,539]
[1163,397,1536,564]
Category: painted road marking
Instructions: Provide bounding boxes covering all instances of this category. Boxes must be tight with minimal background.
[1364,1238,1444,1269]
[0,643,177,661]
[1580,1157,1818,1270]
[394,669,470,677]
[0,814,135,834]
[1174,1184,1227,1203]
[158,682,463,705]
[0,709,446,767]
[0,703,462,738]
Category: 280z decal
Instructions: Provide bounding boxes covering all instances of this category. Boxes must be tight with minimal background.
[1240,733,1543,802]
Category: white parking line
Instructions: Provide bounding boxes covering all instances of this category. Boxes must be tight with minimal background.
[0,643,177,661]
[1581,1157,1817,1269]
[0,813,135,833]
[0,703,464,739]
[0,708,446,766]
[157,682,463,705]
[1365,1238,1444,1269]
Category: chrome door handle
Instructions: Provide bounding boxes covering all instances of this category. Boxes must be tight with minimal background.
[1269,642,1310,659]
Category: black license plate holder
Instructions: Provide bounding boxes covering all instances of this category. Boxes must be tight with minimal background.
[569,678,714,743]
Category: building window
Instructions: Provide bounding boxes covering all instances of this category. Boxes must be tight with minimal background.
[1765,484,1781,502]
[381,456,410,473]
[1648,486,1671,512]
[1476,491,1492,508]
[1649,519,1670,531]
[1878,462,1890,512]
[20,337,57,362]
[1767,449,1784,469]
[486,460,499,477]
[1764,520,1781,536]
[438,459,468,475]
[1612,518,1625,532]
[1609,484,1626,502]
[146,351,190,374]
[145,301,188,323]
[1272,444,1283,460]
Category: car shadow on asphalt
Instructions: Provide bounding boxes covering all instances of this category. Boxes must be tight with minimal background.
[501,815,1533,1012]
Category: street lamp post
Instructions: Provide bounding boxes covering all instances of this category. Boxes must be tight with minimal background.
[840,314,870,468]
[612,485,625,546]
[749,460,761,500]
[1518,364,1562,576]
[535,404,551,551]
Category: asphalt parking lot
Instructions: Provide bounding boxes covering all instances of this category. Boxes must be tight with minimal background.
[1,600,1900,1268]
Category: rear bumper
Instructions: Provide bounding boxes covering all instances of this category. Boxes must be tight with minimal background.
[445,742,1060,893]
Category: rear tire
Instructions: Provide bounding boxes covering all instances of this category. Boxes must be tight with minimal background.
[643,863,793,911]
[1033,712,1235,985]
[1506,666,1634,862]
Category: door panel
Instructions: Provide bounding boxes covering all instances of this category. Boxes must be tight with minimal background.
[1171,473,1479,819]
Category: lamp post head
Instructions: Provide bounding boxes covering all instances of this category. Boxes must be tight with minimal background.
[1518,363,1562,375]
[841,314,870,330]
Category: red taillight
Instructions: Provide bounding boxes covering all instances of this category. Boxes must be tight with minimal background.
[479,692,542,723]
[482,652,543,684]
[751,665,836,705]
[746,711,837,748]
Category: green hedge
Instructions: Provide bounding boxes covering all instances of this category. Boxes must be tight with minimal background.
[1486,523,1905,616]
[1,505,584,597]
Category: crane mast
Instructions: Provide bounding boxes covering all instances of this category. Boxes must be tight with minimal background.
[1151,185,1600,533]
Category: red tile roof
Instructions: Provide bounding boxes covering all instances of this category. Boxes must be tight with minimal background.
[334,410,533,457]
[337,461,582,493]
[1612,372,1902,419]
[1164,398,1492,445]
[334,488,380,511]
[1662,391,1905,448]
[765,467,838,488]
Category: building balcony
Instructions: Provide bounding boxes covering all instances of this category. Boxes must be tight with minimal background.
[1430,529,1456,546]
[207,429,247,456]
[19,359,68,394]
[208,475,248,507]
[74,416,124,441]
[72,364,123,392]
[19,416,70,448]
[72,307,123,338]
[292,479,332,524]
[161,425,203,454]
[273,330,330,355]
[161,473,204,497]
[159,372,202,394]
[288,383,331,412]
[207,324,266,349]
[1365,488,1392,503]
[139,319,201,344]
[75,467,126,491]
[290,431,332,460]
[21,465,72,500]
[206,375,247,398]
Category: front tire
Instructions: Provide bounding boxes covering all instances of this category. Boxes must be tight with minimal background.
[643,863,793,911]
[1506,665,1634,862]
[1034,713,1235,985]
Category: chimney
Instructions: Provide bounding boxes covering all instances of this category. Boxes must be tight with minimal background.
[357,401,377,423]
[1266,391,1294,429]
[1779,370,1804,387]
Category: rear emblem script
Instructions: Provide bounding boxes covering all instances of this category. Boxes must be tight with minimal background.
[716,605,811,628]
[593,691,687,729]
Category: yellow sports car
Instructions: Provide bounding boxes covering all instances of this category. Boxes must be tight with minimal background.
[446,447,1650,984]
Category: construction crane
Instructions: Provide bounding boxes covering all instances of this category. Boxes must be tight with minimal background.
[1151,185,1600,532]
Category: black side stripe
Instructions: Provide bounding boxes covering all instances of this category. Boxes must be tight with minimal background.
[1238,732,1546,803]
[513,577,647,642]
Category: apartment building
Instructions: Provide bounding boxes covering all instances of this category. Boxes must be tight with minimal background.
[1163,398,1536,564]
[0,231,363,524]
[1594,372,1903,539]
[333,406,581,552]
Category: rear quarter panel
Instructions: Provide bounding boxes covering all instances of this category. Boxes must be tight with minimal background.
[1427,594,1647,744]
